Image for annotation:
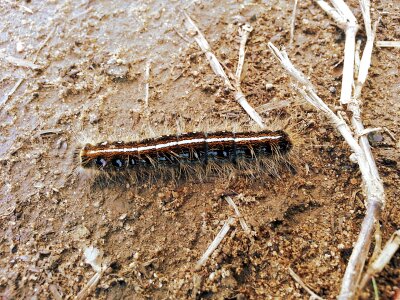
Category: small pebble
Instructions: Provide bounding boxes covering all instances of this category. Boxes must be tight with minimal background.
[367,131,383,145]
[16,41,24,52]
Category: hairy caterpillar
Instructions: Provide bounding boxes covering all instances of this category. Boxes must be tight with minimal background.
[79,129,293,185]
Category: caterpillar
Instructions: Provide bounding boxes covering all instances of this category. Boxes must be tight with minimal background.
[79,129,293,185]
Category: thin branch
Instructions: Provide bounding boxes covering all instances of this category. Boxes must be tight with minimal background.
[183,12,265,128]
[355,19,379,93]
[196,217,235,268]
[289,267,324,300]
[330,0,357,24]
[383,127,396,142]
[340,23,358,105]
[183,12,233,88]
[310,1,385,298]
[351,18,380,179]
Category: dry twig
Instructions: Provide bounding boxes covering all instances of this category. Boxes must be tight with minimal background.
[1,55,41,70]
[0,78,24,107]
[144,60,151,108]
[183,12,265,128]
[4,0,33,14]
[376,41,400,48]
[289,267,324,300]
[290,0,299,45]
[224,196,251,236]
[196,217,235,268]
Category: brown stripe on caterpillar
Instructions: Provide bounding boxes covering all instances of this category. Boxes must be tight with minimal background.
[79,130,292,179]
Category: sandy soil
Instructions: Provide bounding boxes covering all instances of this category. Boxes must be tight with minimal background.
[0,0,399,299]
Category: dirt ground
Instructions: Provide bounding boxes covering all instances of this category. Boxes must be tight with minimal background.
[0,0,399,299]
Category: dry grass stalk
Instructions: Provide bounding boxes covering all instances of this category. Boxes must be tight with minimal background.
[49,284,63,300]
[183,12,265,128]
[196,217,235,268]
[290,0,299,45]
[289,267,324,300]
[33,27,57,62]
[235,23,253,82]
[257,99,291,113]
[224,196,251,236]
[338,2,384,298]
[75,272,102,300]
[144,60,151,108]
[371,222,382,263]
[359,230,400,293]
[376,41,400,48]
[2,55,41,70]
[383,127,397,142]
[0,78,24,108]
[4,0,33,14]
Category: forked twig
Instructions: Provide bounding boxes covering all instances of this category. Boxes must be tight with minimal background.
[277,1,385,298]
[289,267,324,300]
[183,12,265,128]
[359,230,400,293]
[269,38,384,299]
